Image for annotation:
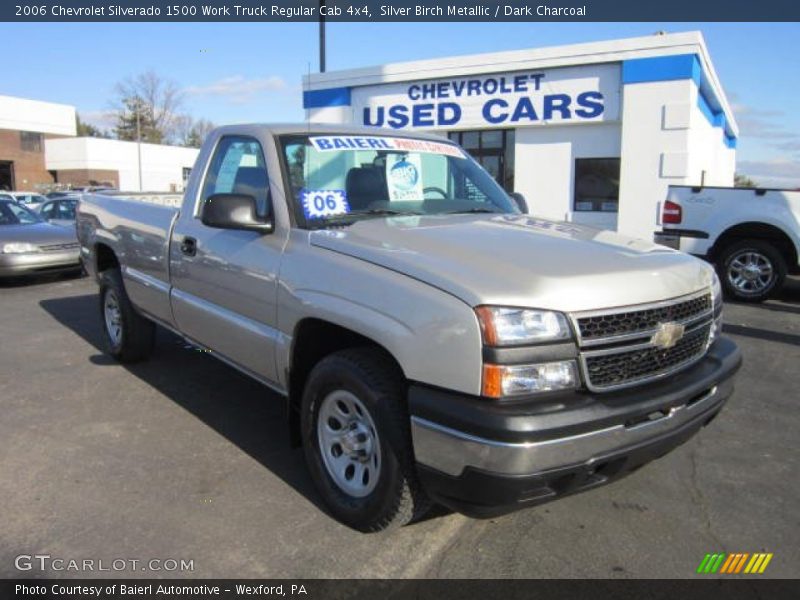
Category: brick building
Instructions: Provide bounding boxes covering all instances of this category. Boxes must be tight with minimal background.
[0,94,198,192]
[0,95,75,190]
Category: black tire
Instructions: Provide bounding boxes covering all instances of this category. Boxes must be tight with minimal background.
[718,239,787,303]
[98,269,155,362]
[301,348,432,532]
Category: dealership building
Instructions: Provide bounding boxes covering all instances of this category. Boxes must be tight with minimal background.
[0,94,198,193]
[303,31,737,240]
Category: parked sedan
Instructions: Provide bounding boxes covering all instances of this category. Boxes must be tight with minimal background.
[0,199,80,277]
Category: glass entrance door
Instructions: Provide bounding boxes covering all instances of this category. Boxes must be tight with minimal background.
[448,129,515,193]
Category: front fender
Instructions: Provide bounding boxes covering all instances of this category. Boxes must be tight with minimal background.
[276,241,483,395]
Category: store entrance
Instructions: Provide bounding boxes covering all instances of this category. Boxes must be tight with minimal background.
[448,129,515,193]
[0,161,15,191]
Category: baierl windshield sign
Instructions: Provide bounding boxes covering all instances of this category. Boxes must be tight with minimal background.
[353,63,620,130]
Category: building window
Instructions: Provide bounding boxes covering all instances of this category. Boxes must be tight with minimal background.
[20,131,43,153]
[574,158,620,212]
[182,167,192,183]
[448,129,515,193]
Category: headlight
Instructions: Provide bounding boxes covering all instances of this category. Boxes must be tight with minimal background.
[482,361,577,398]
[475,306,571,346]
[711,270,722,310]
[708,271,723,348]
[1,242,38,254]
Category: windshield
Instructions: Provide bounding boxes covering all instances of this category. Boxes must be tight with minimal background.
[0,200,43,225]
[281,134,518,227]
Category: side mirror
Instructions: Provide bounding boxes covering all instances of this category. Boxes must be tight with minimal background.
[201,193,274,233]
[510,192,528,214]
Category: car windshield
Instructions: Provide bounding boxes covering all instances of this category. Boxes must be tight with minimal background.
[0,200,44,225]
[281,134,518,227]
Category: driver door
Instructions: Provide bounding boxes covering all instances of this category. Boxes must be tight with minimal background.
[169,135,285,385]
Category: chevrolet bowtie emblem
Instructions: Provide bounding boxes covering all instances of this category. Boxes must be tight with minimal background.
[651,322,685,349]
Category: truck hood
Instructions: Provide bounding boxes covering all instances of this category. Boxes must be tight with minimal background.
[309,214,714,312]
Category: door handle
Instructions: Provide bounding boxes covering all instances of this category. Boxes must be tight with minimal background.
[180,236,197,256]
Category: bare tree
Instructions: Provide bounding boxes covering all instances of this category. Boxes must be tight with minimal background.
[172,114,194,146]
[174,115,216,148]
[734,173,758,188]
[187,118,216,148]
[112,70,185,144]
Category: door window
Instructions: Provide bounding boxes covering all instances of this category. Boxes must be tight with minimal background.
[57,200,77,220]
[40,202,56,219]
[200,136,271,218]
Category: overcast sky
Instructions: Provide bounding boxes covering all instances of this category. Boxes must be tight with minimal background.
[3,21,799,187]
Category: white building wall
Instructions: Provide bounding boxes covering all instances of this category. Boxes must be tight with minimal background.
[45,137,199,192]
[617,79,736,239]
[515,122,621,229]
[0,95,76,136]
[617,79,697,238]
[685,88,736,187]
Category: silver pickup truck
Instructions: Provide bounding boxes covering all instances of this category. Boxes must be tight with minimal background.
[77,124,741,532]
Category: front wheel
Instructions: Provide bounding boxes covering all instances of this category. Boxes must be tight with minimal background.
[718,239,786,302]
[301,348,431,532]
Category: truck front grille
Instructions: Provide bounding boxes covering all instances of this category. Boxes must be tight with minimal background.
[576,293,711,342]
[583,323,711,389]
[571,291,714,391]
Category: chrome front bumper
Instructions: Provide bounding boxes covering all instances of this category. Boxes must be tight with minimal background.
[411,378,730,477]
[409,335,741,484]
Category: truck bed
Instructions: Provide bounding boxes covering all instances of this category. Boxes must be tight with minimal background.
[77,192,183,326]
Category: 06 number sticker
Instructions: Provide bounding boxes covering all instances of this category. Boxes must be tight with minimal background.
[301,190,350,219]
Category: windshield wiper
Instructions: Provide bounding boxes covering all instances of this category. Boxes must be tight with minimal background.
[321,208,423,225]
[356,209,423,217]
[446,207,501,214]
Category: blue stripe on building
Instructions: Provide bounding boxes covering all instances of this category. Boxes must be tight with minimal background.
[621,54,702,86]
[622,53,737,146]
[303,87,351,109]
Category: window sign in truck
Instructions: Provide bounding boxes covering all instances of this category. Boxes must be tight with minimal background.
[76,125,741,532]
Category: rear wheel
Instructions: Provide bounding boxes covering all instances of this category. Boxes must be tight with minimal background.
[718,239,786,302]
[301,348,431,532]
[99,269,155,362]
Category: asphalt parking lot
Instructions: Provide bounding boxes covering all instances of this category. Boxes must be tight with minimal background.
[1,273,798,579]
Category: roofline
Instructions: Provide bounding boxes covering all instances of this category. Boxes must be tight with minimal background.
[46,136,201,152]
[0,93,76,112]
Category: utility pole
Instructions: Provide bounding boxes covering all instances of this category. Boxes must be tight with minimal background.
[319,0,326,72]
[135,98,143,192]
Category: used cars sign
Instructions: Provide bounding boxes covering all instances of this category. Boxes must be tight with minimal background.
[353,63,620,130]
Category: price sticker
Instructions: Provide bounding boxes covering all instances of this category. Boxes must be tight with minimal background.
[301,189,350,219]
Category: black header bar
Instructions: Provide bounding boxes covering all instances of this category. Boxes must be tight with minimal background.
[4,0,800,22]
[3,579,800,600]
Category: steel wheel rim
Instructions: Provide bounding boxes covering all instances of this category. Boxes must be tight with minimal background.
[727,250,774,294]
[317,390,381,498]
[104,290,123,346]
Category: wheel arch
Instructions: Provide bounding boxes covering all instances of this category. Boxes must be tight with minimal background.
[94,241,120,275]
[711,222,798,272]
[286,317,405,447]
